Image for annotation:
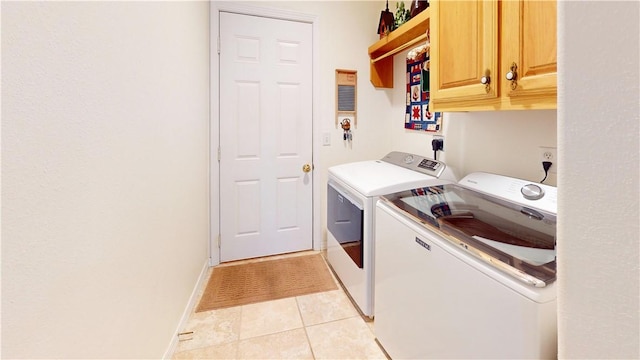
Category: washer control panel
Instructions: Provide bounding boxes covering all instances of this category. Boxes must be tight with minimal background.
[459,172,557,215]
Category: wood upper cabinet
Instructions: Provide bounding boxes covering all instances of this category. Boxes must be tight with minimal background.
[430,0,499,106]
[431,0,557,111]
[501,0,557,107]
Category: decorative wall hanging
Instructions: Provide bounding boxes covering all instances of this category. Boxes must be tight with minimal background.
[336,69,357,139]
[405,34,442,132]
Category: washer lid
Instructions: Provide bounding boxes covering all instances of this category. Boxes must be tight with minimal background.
[329,160,448,197]
[381,177,557,287]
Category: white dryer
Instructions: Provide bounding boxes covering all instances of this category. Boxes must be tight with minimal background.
[326,152,455,318]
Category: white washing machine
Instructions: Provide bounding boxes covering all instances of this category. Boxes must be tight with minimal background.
[375,172,558,359]
[326,151,455,318]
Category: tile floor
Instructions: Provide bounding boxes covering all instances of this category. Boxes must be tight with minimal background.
[172,251,388,360]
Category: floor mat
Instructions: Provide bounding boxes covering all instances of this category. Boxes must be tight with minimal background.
[196,253,337,312]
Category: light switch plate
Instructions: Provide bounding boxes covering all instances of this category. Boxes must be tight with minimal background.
[322,132,331,146]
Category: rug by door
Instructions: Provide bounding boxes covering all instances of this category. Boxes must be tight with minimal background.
[195,253,338,312]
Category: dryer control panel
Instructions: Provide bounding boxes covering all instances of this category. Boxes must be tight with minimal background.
[382,151,446,178]
[418,158,441,172]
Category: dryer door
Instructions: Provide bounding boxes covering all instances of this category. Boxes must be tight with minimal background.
[327,182,364,268]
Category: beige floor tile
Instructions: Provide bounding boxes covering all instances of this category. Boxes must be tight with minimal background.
[237,328,313,360]
[306,317,387,360]
[175,307,241,353]
[296,289,359,326]
[239,297,303,340]
[173,341,237,360]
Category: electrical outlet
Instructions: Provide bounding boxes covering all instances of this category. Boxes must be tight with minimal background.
[539,146,557,173]
[433,135,444,151]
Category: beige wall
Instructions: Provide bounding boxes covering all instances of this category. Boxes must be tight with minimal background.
[558,1,639,358]
[1,2,210,358]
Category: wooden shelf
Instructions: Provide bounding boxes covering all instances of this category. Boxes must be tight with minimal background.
[368,8,431,88]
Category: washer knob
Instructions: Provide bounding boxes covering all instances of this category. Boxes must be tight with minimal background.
[521,184,545,200]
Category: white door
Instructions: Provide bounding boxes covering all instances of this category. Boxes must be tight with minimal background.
[219,12,313,262]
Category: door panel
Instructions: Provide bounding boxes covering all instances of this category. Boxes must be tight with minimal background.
[219,12,313,262]
[501,0,557,99]
[431,0,499,105]
[236,82,260,157]
[438,1,479,87]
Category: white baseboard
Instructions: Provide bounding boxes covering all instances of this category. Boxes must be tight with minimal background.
[162,260,210,359]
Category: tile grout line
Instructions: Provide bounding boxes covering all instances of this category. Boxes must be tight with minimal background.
[234,304,243,359]
[295,296,317,360]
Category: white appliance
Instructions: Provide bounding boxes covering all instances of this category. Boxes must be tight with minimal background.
[326,151,454,318]
[375,172,558,359]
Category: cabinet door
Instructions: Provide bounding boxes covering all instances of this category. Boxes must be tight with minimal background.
[431,0,499,108]
[501,0,557,106]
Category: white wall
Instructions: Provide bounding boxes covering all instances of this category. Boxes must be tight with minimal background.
[1,2,210,358]
[558,1,639,358]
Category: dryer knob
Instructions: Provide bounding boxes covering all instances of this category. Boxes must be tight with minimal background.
[521,184,545,200]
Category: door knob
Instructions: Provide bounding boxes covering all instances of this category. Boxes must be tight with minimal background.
[302,164,312,173]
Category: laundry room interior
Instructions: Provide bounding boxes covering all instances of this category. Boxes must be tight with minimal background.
[2,1,638,360]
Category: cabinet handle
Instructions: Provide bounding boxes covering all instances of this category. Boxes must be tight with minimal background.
[506,62,518,90]
[481,71,491,93]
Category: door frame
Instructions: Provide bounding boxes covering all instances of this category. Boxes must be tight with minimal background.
[210,3,321,266]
